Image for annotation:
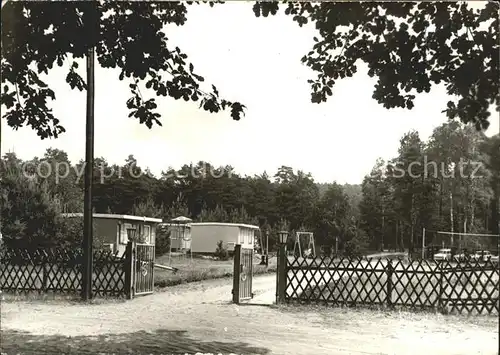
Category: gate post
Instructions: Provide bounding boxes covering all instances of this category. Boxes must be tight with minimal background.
[386,260,393,308]
[232,244,241,304]
[277,244,287,304]
[124,241,134,299]
[438,262,444,313]
[42,264,48,292]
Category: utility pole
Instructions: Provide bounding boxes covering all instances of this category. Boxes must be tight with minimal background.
[0,0,9,243]
[0,80,2,243]
[80,11,96,301]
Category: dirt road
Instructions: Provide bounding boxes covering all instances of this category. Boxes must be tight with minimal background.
[1,273,498,355]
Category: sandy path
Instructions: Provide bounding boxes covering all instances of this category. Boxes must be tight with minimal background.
[1,273,498,355]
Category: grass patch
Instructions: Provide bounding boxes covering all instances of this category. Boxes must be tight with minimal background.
[154,254,277,288]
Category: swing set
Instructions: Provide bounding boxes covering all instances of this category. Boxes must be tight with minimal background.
[293,231,316,258]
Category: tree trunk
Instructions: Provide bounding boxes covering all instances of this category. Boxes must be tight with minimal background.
[409,192,415,254]
[395,220,399,252]
[491,195,499,235]
[470,178,475,227]
[399,221,404,252]
[439,178,443,220]
[401,222,405,252]
[485,199,490,230]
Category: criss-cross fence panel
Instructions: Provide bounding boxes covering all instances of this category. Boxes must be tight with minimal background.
[287,256,387,306]
[0,247,82,293]
[283,255,499,315]
[441,260,499,315]
[390,259,442,310]
[0,246,129,298]
[93,249,128,297]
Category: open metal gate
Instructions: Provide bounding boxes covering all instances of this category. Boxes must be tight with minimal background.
[134,243,155,296]
[232,244,253,303]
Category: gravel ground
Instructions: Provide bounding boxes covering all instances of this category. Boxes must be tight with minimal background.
[1,273,498,355]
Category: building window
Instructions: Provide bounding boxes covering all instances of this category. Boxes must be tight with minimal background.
[244,229,251,244]
[120,223,132,244]
[239,229,243,244]
[143,225,151,244]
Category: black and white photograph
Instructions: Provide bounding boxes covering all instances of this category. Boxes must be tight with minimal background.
[1,1,499,354]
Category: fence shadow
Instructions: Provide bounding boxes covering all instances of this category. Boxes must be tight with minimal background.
[1,328,270,355]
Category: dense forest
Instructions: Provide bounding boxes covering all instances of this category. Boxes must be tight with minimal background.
[1,121,499,256]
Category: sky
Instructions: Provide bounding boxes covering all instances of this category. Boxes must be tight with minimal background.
[1,3,499,184]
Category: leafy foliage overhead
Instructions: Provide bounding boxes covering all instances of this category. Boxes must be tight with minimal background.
[1,1,245,139]
[253,2,499,130]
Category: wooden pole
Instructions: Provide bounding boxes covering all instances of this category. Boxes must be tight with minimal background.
[265,230,269,267]
[259,230,264,257]
[298,232,302,257]
[81,44,95,301]
[155,263,178,273]
[381,206,385,251]
[386,260,393,308]
[232,244,241,304]
[124,241,134,299]
[277,243,287,304]
[275,250,279,304]
[0,77,2,242]
[0,0,9,243]
[168,226,172,264]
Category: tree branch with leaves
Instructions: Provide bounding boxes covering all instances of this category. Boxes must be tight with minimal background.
[253,1,499,130]
[1,1,245,139]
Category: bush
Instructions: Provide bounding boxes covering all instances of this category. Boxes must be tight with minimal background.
[1,174,60,248]
[344,229,369,257]
[214,240,229,261]
[155,228,171,256]
[55,216,103,248]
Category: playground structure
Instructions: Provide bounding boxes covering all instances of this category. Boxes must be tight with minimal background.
[293,231,316,258]
[258,229,270,265]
